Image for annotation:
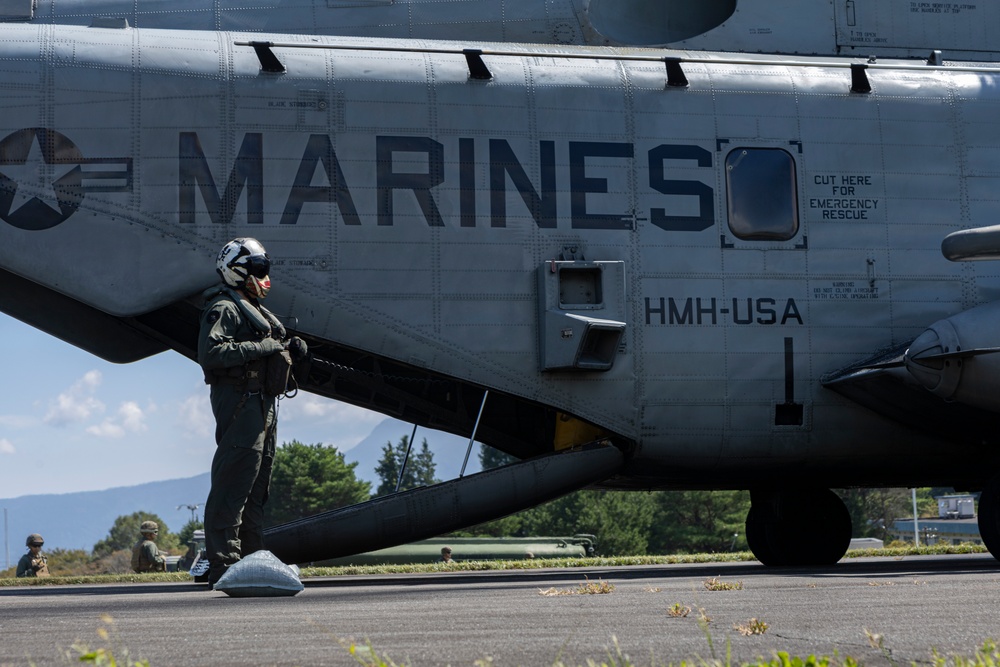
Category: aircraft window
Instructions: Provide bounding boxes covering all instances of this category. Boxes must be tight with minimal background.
[559,268,603,307]
[725,148,798,241]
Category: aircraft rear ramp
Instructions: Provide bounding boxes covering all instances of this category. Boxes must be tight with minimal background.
[264,443,623,564]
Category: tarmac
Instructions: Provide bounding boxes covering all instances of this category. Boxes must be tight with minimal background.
[2,554,1000,666]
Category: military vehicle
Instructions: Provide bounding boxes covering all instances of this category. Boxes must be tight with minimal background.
[318,535,596,566]
[4,0,1000,567]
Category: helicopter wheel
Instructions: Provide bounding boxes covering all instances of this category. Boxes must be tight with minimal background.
[977,475,1000,562]
[745,488,851,566]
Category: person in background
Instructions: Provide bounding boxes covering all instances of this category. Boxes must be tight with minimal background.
[16,533,49,577]
[131,521,166,573]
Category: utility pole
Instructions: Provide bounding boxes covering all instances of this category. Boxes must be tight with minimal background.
[4,508,8,571]
[177,504,203,523]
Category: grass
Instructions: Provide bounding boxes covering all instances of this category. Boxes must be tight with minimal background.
[733,618,769,636]
[67,628,1000,667]
[704,577,744,591]
[49,613,1000,667]
[539,576,615,596]
[0,543,989,587]
[69,614,151,667]
[668,603,692,617]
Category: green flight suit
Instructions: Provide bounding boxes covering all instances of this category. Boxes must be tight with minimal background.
[198,286,286,582]
[131,538,165,573]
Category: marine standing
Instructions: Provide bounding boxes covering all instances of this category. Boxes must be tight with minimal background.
[198,238,304,587]
[131,521,166,573]
[16,534,49,577]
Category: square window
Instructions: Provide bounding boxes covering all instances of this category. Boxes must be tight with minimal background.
[725,148,799,241]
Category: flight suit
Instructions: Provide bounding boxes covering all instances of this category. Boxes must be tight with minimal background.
[131,538,166,572]
[198,286,286,583]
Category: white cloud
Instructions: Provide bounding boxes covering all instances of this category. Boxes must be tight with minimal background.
[172,390,385,450]
[44,370,105,426]
[86,421,125,438]
[178,393,214,440]
[0,438,15,454]
[118,401,148,433]
[85,401,150,439]
[283,394,383,426]
[278,396,386,451]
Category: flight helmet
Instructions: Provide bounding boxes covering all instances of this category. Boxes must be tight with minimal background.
[216,237,271,299]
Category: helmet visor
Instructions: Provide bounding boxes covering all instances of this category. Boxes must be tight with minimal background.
[246,254,271,279]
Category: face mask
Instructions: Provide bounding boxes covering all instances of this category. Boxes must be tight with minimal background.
[246,274,271,299]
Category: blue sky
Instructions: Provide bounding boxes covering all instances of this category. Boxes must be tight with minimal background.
[0,312,388,499]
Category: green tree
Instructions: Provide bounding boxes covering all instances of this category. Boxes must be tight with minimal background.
[479,445,518,470]
[647,490,750,554]
[43,549,99,576]
[918,487,956,517]
[93,511,178,556]
[519,490,658,555]
[837,488,911,540]
[460,490,657,555]
[374,435,439,497]
[267,440,372,526]
[412,441,437,487]
[177,519,204,548]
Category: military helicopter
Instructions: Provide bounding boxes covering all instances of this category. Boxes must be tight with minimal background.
[6,0,995,60]
[3,0,1000,567]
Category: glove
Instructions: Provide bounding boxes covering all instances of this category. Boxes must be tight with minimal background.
[255,338,285,357]
[288,336,308,363]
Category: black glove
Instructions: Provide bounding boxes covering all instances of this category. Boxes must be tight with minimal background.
[288,336,309,363]
[256,338,285,357]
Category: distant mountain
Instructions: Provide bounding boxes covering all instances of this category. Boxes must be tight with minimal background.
[0,418,487,565]
[0,473,210,562]
[343,418,484,487]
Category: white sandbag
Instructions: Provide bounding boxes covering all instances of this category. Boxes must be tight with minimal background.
[213,550,304,597]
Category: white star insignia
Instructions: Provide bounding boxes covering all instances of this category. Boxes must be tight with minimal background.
[1,132,76,214]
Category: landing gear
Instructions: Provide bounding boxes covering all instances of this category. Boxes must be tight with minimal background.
[744,488,852,566]
[977,475,1000,561]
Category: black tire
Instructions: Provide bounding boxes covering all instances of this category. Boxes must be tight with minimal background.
[802,488,852,566]
[744,505,772,564]
[745,488,851,567]
[978,476,1000,561]
[745,503,790,566]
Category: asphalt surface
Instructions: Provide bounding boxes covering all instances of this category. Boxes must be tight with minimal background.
[2,555,1000,666]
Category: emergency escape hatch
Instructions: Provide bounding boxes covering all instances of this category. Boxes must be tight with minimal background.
[537,258,626,372]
